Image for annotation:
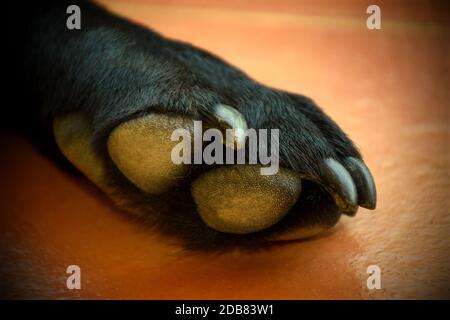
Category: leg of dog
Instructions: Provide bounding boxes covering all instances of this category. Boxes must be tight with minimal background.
[21,0,376,250]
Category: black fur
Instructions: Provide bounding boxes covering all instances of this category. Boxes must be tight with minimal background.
[9,0,362,251]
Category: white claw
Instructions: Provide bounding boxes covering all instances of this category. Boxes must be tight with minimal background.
[213,104,248,150]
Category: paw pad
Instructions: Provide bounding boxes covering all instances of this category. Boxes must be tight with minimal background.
[191,165,302,234]
[107,113,194,194]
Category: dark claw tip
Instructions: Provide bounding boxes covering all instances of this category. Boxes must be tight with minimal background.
[321,158,358,215]
[345,157,377,210]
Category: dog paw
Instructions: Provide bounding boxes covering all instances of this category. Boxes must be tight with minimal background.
[53,96,375,251]
[47,24,376,250]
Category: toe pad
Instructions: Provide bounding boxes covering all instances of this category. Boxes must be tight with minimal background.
[107,113,194,194]
[191,165,302,234]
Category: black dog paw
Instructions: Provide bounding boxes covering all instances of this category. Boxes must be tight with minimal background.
[30,1,376,250]
[51,78,376,251]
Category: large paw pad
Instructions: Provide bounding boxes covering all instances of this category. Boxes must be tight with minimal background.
[191,165,302,234]
[107,113,193,194]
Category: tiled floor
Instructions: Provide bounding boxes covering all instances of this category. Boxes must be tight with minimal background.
[0,0,448,299]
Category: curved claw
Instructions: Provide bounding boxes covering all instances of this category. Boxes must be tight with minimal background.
[320,158,359,216]
[345,157,377,209]
[200,104,248,149]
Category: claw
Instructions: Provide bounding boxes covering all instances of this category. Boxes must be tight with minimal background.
[320,158,359,216]
[345,157,377,209]
[200,104,248,149]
